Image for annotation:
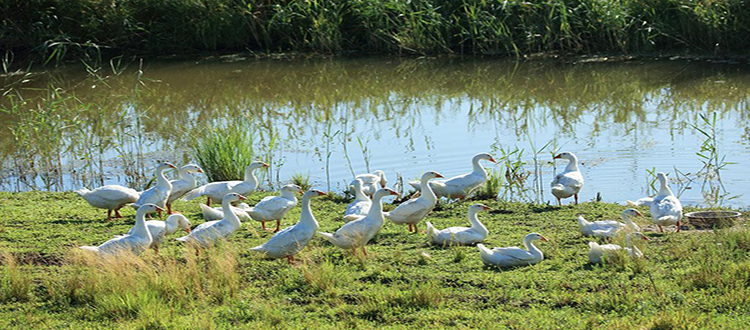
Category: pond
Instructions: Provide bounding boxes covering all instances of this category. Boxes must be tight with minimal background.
[2,56,749,207]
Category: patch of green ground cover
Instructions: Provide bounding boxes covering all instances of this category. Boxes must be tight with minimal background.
[0,191,749,329]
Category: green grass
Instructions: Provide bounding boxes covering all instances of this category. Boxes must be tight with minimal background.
[191,125,256,182]
[0,191,749,329]
[3,0,750,63]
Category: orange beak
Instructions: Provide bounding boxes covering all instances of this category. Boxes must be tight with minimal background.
[481,205,492,211]
[540,236,549,242]
[488,156,497,163]
[238,195,247,200]
[155,206,165,212]
[262,163,270,167]
[185,227,191,234]
[197,168,204,174]
[317,190,327,196]
[634,210,643,217]
[642,235,650,241]
[435,173,445,178]
[553,154,561,159]
[168,164,177,169]
[389,189,400,197]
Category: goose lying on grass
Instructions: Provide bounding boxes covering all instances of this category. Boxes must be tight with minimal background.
[588,232,649,264]
[79,204,161,256]
[249,190,326,263]
[577,209,643,238]
[477,233,548,267]
[426,204,490,246]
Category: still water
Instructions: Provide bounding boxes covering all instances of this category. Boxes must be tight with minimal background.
[2,57,749,207]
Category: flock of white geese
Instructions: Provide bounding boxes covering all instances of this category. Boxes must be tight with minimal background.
[75,152,683,266]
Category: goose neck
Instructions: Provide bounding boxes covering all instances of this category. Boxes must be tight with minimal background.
[420,176,438,201]
[471,156,488,177]
[300,196,319,229]
[365,192,387,221]
[524,238,543,258]
[222,198,241,226]
[354,185,370,202]
[658,178,674,196]
[156,167,171,188]
[179,169,197,186]
[244,167,259,187]
[564,156,579,172]
[133,209,152,239]
[468,209,488,235]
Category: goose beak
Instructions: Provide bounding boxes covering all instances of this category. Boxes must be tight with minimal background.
[197,168,204,174]
[262,163,270,167]
[298,189,304,194]
[481,205,492,211]
[488,156,497,163]
[642,235,650,241]
[238,195,247,200]
[540,236,549,242]
[317,190,327,196]
[634,210,643,217]
[168,164,177,169]
[185,227,191,234]
[553,154,561,159]
[435,173,445,178]
[389,189,400,196]
[155,206,165,212]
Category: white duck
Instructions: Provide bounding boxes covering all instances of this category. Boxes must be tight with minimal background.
[132,162,178,217]
[200,184,301,232]
[477,233,548,267]
[166,164,204,214]
[319,188,400,255]
[126,213,192,253]
[79,204,160,256]
[385,171,444,233]
[426,204,491,246]
[588,232,650,264]
[550,152,584,205]
[650,172,683,233]
[184,161,268,206]
[249,190,326,263]
[626,197,653,207]
[175,193,246,247]
[75,185,140,221]
[352,170,387,198]
[409,153,496,200]
[343,179,371,222]
[577,209,643,238]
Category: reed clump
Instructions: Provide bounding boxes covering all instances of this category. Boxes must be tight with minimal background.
[191,125,256,182]
[4,0,749,63]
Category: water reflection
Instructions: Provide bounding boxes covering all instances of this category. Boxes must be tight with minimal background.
[1,57,749,207]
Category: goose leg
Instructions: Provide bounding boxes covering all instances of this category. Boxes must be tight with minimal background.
[275,220,281,233]
[408,224,413,232]
[556,197,561,206]
[167,202,174,214]
[261,221,267,231]
[574,194,579,205]
[658,225,664,233]
[153,246,159,254]
[115,208,123,218]
[286,255,294,264]
[107,209,113,221]
[206,197,211,207]
[676,221,681,233]
[362,246,367,256]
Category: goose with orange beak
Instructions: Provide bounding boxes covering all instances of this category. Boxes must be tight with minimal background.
[385,171,444,233]
[175,193,246,247]
[166,164,204,214]
[477,233,549,267]
[183,161,268,206]
[551,152,584,205]
[409,153,497,200]
[426,204,491,246]
[79,204,161,256]
[132,162,178,217]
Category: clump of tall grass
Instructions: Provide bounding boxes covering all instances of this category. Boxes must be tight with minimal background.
[192,125,256,182]
[1,252,32,303]
[290,172,312,191]
[474,169,500,200]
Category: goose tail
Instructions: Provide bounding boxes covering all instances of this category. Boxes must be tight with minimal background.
[79,246,98,252]
[182,186,205,201]
[248,244,265,253]
[317,232,338,245]
[200,204,223,220]
[74,188,91,197]
[408,181,421,191]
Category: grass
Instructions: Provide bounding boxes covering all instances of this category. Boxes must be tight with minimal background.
[191,125,256,182]
[0,191,749,329]
[3,0,750,63]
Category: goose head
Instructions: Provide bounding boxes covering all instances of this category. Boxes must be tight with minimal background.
[374,188,399,199]
[158,162,178,172]
[181,164,204,174]
[374,170,387,188]
[469,203,492,213]
[168,213,193,234]
[553,152,577,162]
[303,189,326,199]
[421,171,444,181]
[656,172,668,185]
[222,193,247,204]
[525,232,549,242]
[621,208,643,220]
[138,203,164,214]
[282,184,304,195]
[248,161,270,170]
[474,153,497,164]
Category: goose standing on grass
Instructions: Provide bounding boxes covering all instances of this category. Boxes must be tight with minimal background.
[79,204,160,256]
[126,213,192,253]
[249,190,326,263]
[352,170,387,198]
[343,179,371,222]
[75,185,140,221]
[245,184,302,232]
[319,188,400,255]
[200,202,253,222]
[166,164,204,214]
[132,162,178,217]
[576,209,643,238]
[550,152,584,205]
[385,171,444,233]
[426,204,491,246]
[184,161,268,206]
[175,193,246,247]
[477,233,548,267]
[409,153,496,200]
[588,232,650,263]
[650,172,683,233]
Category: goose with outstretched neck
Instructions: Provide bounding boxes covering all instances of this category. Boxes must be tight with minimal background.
[249,189,326,263]
[650,172,683,233]
[175,193,246,247]
[409,153,496,200]
[79,204,160,256]
[550,152,584,205]
[132,162,178,217]
[166,164,204,214]
[320,188,400,255]
[184,161,268,206]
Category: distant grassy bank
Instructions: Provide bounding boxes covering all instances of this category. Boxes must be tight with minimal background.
[2,0,749,63]
[1,191,749,329]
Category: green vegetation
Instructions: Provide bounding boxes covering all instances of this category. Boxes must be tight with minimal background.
[191,125,257,182]
[1,191,748,328]
[3,0,749,62]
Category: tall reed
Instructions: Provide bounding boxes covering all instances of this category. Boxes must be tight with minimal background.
[192,125,257,182]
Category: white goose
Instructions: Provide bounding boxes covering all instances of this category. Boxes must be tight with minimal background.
[426,204,491,246]
[626,197,653,207]
[650,172,683,233]
[75,185,140,221]
[184,161,268,206]
[200,184,301,232]
[249,190,326,263]
[550,152,584,205]
[588,232,650,263]
[175,193,246,247]
[132,162,178,216]
[166,164,204,214]
[79,204,160,256]
[319,188,400,255]
[343,179,371,222]
[409,153,496,200]
[352,170,387,198]
[477,233,548,267]
[126,213,191,253]
[385,171,444,233]
[577,209,643,238]
[200,202,253,222]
